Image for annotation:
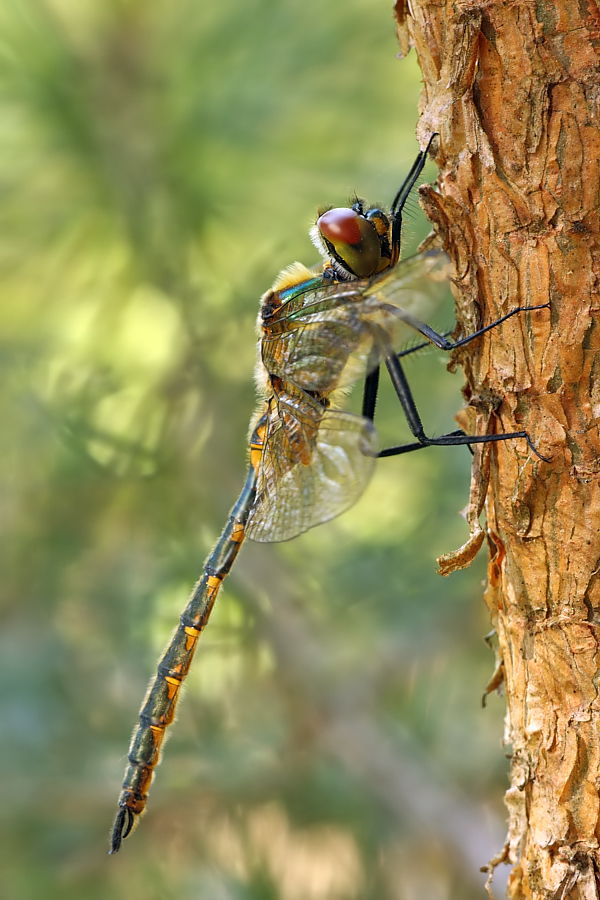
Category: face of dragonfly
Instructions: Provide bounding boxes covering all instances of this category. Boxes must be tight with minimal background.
[311,202,393,280]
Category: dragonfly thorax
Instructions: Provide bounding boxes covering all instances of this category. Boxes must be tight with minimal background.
[311,202,392,280]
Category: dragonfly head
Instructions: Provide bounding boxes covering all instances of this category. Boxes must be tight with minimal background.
[311,202,392,280]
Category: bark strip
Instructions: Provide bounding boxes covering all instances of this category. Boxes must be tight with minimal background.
[396,2,600,897]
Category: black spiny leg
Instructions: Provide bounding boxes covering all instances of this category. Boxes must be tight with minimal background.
[362,365,380,421]
[379,349,549,462]
[359,136,438,423]
[361,321,453,425]
[389,133,437,266]
[373,295,551,460]
[386,302,551,354]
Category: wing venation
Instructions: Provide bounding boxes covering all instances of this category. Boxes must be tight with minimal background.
[247,391,377,543]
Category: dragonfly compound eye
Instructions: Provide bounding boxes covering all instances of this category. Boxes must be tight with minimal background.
[317,207,382,278]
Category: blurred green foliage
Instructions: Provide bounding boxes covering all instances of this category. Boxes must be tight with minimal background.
[0,1,509,898]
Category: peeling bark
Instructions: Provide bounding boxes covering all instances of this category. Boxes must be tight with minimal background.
[395,1,600,897]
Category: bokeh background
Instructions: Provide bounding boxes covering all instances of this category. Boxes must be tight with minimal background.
[0,1,511,898]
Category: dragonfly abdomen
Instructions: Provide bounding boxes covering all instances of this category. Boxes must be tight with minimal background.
[109,464,258,853]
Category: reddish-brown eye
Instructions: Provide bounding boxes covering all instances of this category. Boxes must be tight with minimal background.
[317,208,362,246]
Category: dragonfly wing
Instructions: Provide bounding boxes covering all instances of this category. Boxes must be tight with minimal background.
[261,281,377,394]
[281,312,375,393]
[261,250,451,393]
[364,248,452,323]
[261,281,373,392]
[324,248,453,357]
[246,389,377,543]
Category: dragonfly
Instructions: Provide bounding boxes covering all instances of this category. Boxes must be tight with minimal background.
[109,136,548,852]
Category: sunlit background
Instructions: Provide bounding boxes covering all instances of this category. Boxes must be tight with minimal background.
[0,1,510,898]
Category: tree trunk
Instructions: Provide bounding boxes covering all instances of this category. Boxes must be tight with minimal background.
[395,1,600,897]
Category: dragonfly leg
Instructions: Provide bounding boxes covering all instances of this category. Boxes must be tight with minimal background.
[380,352,550,462]
[361,364,381,420]
[363,326,445,423]
[392,302,551,353]
[389,133,437,266]
[448,302,551,350]
[396,332,453,360]
[379,428,549,460]
[363,333,455,424]
[359,136,439,424]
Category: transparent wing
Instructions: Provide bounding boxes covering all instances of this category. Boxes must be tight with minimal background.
[246,387,378,543]
[261,280,373,394]
[364,248,451,318]
[261,249,451,394]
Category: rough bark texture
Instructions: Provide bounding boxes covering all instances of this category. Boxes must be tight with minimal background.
[395,1,600,898]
